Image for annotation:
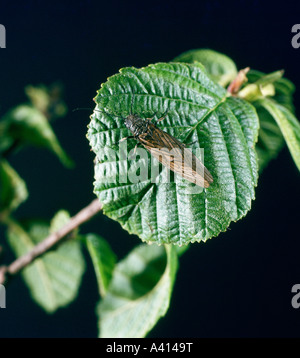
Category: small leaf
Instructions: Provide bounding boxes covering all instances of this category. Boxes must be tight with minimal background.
[238,70,284,102]
[173,48,238,86]
[0,105,73,167]
[49,209,71,233]
[25,82,68,120]
[0,160,28,218]
[255,98,300,171]
[254,106,285,171]
[253,70,284,86]
[247,69,295,113]
[243,69,296,171]
[0,120,13,153]
[85,233,117,297]
[6,212,85,313]
[87,62,259,245]
[97,244,178,338]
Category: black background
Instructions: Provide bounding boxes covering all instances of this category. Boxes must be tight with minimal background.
[0,0,300,338]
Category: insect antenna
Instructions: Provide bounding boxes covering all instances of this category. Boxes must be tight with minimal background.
[72,107,125,120]
[129,93,135,115]
[72,107,94,112]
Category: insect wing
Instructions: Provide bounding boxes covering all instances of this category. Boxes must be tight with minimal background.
[139,124,213,188]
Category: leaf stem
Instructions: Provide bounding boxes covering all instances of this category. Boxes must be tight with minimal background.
[0,199,102,285]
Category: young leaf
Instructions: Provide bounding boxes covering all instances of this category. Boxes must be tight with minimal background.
[0,105,73,167]
[97,244,178,338]
[87,62,259,245]
[173,48,238,86]
[0,160,28,218]
[246,69,295,113]
[25,82,68,120]
[244,69,296,171]
[254,106,285,171]
[255,98,300,171]
[6,211,85,313]
[85,233,117,297]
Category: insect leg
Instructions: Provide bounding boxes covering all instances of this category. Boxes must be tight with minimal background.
[111,135,135,146]
[156,109,169,123]
[185,140,197,146]
[145,108,169,123]
[119,135,135,142]
[145,111,159,121]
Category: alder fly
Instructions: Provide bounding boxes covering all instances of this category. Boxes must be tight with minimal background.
[79,98,213,188]
[120,109,213,189]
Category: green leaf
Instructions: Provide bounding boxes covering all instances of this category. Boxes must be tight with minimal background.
[244,69,296,171]
[0,160,28,218]
[25,82,68,120]
[254,106,285,171]
[97,243,178,338]
[255,98,300,171]
[6,211,85,313]
[247,69,295,113]
[87,62,259,245]
[85,233,117,297]
[173,49,238,86]
[0,105,73,167]
[0,120,13,153]
[49,209,72,233]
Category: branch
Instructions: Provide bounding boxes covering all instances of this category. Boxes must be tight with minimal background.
[0,198,102,285]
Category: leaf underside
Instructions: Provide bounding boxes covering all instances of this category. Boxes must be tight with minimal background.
[0,105,73,168]
[0,160,28,216]
[85,233,117,297]
[97,244,177,338]
[7,211,85,313]
[87,62,259,245]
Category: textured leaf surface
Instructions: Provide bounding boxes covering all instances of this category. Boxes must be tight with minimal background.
[173,48,238,86]
[0,160,28,217]
[6,211,85,312]
[0,105,73,167]
[85,233,117,296]
[87,62,259,245]
[97,244,178,338]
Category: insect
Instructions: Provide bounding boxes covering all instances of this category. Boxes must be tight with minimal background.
[76,98,213,188]
[120,111,213,189]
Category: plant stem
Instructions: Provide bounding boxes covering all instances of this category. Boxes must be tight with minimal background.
[0,198,102,285]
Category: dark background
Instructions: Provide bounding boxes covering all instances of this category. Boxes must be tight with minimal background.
[0,0,300,338]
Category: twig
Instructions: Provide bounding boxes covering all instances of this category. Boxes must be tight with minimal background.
[0,198,102,285]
